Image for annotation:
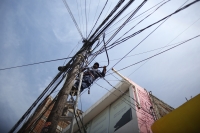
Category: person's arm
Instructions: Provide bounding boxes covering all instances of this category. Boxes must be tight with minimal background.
[82,67,90,75]
[100,66,106,77]
[81,67,87,72]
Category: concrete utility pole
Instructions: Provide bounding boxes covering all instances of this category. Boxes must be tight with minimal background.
[45,53,85,133]
[9,1,137,132]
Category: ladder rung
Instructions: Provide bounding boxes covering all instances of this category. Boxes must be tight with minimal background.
[65,101,75,106]
[59,116,73,122]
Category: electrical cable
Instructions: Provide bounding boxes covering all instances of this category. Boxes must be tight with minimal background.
[85,0,87,37]
[10,4,111,130]
[62,0,84,39]
[104,0,170,52]
[11,1,199,132]
[9,71,66,133]
[99,40,187,63]
[16,72,66,132]
[73,105,82,133]
[79,0,85,37]
[75,0,83,39]
[102,77,154,115]
[0,57,73,71]
[79,94,84,128]
[111,0,200,46]
[90,0,101,37]
[88,0,126,42]
[89,1,162,60]
[103,1,113,19]
[97,0,199,74]
[95,0,194,57]
[104,0,147,52]
[95,82,154,120]
[105,0,168,35]
[89,69,153,117]
[20,95,58,133]
[92,0,138,43]
[63,40,82,66]
[110,11,171,71]
[87,0,92,28]
[102,33,110,67]
[87,0,109,39]
[128,15,200,77]
[77,113,87,133]
[87,0,145,65]
[108,34,200,75]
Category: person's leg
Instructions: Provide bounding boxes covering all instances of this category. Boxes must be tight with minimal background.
[80,82,90,92]
[73,81,79,90]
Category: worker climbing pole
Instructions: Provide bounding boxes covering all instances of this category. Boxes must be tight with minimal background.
[42,1,136,132]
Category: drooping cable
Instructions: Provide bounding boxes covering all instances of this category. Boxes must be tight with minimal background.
[102,0,147,50]
[102,33,110,67]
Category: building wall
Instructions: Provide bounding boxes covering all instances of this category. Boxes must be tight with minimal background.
[129,84,154,133]
[65,78,174,133]
[75,91,138,133]
[149,94,174,119]
[127,78,174,132]
[19,96,69,133]
[73,84,158,133]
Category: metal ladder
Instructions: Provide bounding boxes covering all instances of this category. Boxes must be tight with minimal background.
[58,72,84,133]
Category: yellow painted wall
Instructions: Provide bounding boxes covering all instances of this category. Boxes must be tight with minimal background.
[151,94,200,133]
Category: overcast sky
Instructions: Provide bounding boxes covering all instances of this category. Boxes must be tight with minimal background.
[0,0,200,132]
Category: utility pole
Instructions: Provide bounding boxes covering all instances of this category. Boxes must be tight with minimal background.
[9,1,136,132]
[45,52,85,133]
[42,1,136,132]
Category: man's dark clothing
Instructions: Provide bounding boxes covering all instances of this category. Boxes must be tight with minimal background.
[74,67,105,92]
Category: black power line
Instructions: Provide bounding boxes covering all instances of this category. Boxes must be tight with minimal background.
[128,15,200,77]
[112,0,200,46]
[87,0,109,39]
[110,34,200,74]
[62,0,84,39]
[105,0,170,39]
[99,40,187,63]
[9,71,66,133]
[0,57,73,71]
